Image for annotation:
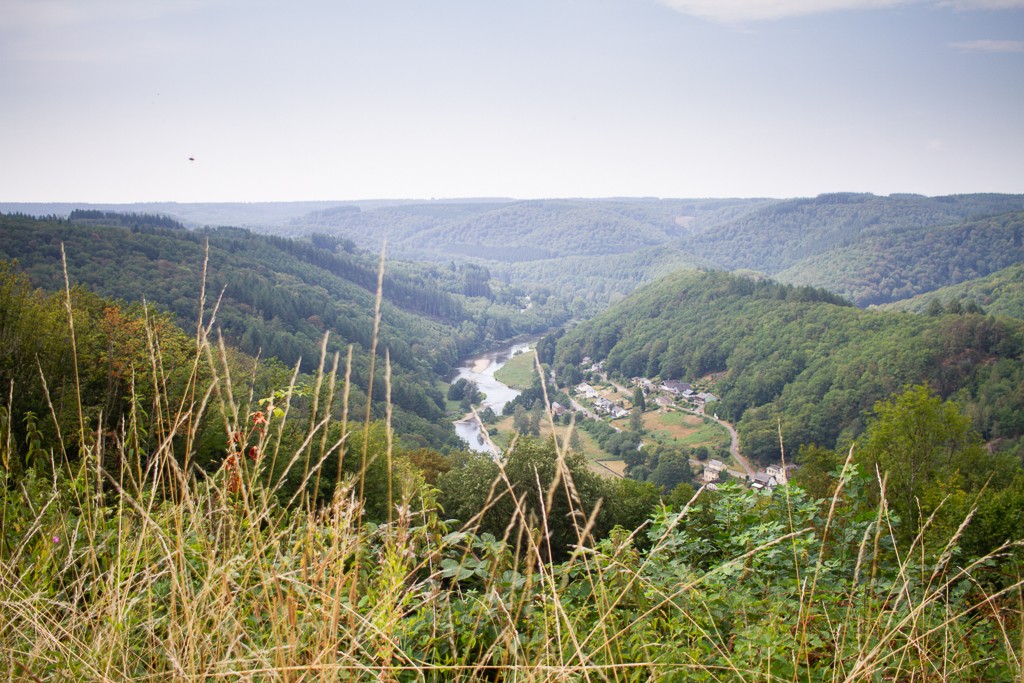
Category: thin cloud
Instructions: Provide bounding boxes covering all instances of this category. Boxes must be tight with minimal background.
[940,1,1024,8]
[0,0,204,31]
[948,39,1024,51]
[656,0,1024,22]
[655,0,915,22]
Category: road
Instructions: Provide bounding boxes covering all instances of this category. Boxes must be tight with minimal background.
[670,404,754,478]
[599,371,756,478]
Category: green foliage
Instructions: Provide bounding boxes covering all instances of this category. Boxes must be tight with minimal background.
[555,269,1024,464]
[855,384,1024,557]
[437,438,631,561]
[0,213,571,450]
[679,192,1024,281]
[2,371,1022,680]
[886,261,1024,320]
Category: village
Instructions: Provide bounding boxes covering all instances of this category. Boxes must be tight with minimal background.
[569,356,795,492]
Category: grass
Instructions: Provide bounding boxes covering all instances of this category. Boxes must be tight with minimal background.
[2,249,1023,681]
[492,348,537,390]
[642,409,730,450]
[490,414,626,476]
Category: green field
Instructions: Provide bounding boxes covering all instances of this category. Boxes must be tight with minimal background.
[493,349,539,390]
[641,409,730,450]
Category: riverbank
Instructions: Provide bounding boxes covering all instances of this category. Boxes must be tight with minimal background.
[451,338,536,454]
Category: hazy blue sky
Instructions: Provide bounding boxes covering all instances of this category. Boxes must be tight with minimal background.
[1,0,1022,201]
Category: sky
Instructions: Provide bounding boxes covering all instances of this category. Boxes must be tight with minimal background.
[1,0,1023,202]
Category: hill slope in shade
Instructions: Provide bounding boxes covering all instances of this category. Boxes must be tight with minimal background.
[882,261,1024,319]
[0,212,566,449]
[775,211,1024,306]
[676,193,1024,276]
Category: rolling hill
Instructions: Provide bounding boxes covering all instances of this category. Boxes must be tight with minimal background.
[0,212,566,449]
[553,269,1024,464]
[882,261,1024,319]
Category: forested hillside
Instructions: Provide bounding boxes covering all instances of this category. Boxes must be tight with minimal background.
[0,212,566,448]
[283,198,762,313]
[884,261,1024,319]
[285,197,764,263]
[553,269,1024,464]
[13,194,1024,316]
[776,210,1024,305]
[678,193,1024,273]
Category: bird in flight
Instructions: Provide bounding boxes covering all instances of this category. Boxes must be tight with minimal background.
[188,156,195,161]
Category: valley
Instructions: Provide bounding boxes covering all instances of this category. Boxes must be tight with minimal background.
[4,193,1024,680]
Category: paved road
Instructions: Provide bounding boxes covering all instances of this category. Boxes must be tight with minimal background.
[706,411,754,477]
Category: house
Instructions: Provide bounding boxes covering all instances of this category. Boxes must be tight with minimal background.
[654,395,674,408]
[749,472,779,491]
[765,464,787,485]
[594,397,630,419]
[702,459,726,483]
[576,383,599,399]
[691,392,719,407]
[633,378,657,393]
[551,402,567,416]
[660,380,691,396]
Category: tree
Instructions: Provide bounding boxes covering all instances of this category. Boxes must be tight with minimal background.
[529,401,544,437]
[604,478,661,538]
[501,437,610,560]
[793,444,842,501]
[649,449,693,493]
[436,450,504,528]
[632,387,646,411]
[513,405,530,435]
[857,384,986,541]
[629,409,644,434]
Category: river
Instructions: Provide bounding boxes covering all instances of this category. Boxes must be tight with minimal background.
[452,339,534,454]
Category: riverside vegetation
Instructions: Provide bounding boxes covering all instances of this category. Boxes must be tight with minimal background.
[3,244,1024,681]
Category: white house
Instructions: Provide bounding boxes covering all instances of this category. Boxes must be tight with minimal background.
[765,464,788,485]
[660,380,691,396]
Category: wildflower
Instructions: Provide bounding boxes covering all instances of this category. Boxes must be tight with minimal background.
[247,445,260,461]
[227,470,241,494]
[52,535,60,544]
[252,411,268,426]
[224,453,241,494]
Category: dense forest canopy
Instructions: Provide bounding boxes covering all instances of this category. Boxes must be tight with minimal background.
[553,269,1024,464]
[10,192,1024,316]
[0,213,568,450]
[882,261,1024,320]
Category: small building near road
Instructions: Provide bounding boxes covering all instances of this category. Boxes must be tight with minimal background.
[660,380,692,396]
[749,472,779,491]
[703,458,726,482]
